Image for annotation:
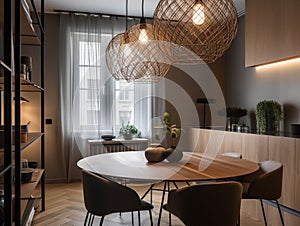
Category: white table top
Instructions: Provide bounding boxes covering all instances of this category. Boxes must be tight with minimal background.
[77,151,259,182]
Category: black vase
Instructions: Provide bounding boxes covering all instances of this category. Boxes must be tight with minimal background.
[165,147,183,162]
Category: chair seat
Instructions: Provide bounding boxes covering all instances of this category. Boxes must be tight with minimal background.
[140,200,154,211]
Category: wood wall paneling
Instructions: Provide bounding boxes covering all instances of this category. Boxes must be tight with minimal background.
[245,0,300,67]
[191,129,300,225]
[241,133,269,162]
[196,128,211,154]
[241,133,269,222]
[268,136,296,225]
[295,140,300,212]
[219,131,242,155]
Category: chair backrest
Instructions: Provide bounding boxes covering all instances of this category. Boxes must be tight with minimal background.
[247,160,283,200]
[81,170,142,216]
[165,182,243,226]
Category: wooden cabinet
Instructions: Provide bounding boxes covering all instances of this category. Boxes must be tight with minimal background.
[219,131,242,155]
[245,0,300,67]
[192,128,300,225]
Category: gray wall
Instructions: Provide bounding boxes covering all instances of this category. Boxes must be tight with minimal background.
[225,15,300,132]
[22,13,66,182]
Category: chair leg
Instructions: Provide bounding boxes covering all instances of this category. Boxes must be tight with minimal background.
[167,182,172,226]
[149,210,153,226]
[236,213,240,226]
[275,200,285,226]
[84,212,89,226]
[131,212,134,225]
[138,211,141,226]
[91,215,95,225]
[158,181,167,226]
[88,214,93,226]
[150,186,153,204]
[99,216,105,226]
[260,199,268,226]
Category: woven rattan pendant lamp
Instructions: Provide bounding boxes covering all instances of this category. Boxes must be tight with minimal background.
[153,0,238,64]
[105,0,129,81]
[119,0,170,82]
[106,32,126,80]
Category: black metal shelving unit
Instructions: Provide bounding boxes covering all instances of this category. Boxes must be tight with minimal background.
[0,0,45,225]
[1,1,13,225]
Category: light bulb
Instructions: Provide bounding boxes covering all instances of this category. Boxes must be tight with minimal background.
[139,29,148,43]
[192,2,205,25]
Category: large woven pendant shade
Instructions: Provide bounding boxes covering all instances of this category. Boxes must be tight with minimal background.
[153,0,238,64]
[120,22,171,82]
[106,33,126,80]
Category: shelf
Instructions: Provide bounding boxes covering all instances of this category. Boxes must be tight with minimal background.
[21,132,44,152]
[0,76,44,92]
[0,133,44,152]
[19,0,40,45]
[0,164,12,177]
[0,60,12,72]
[21,168,44,198]
[21,198,36,226]
[20,169,43,224]
[21,35,41,46]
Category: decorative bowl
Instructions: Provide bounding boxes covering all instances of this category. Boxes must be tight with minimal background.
[28,161,38,169]
[101,135,116,141]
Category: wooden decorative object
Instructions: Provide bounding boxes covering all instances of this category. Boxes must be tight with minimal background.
[145,146,166,162]
[153,0,238,64]
[120,22,170,82]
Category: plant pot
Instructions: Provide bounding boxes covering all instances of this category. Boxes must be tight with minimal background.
[123,134,133,140]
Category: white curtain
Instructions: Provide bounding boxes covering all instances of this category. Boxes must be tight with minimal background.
[58,14,163,181]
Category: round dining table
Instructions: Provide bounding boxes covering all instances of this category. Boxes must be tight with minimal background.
[77,151,259,182]
[77,151,259,225]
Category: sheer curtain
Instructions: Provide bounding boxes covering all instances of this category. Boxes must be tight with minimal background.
[58,14,161,181]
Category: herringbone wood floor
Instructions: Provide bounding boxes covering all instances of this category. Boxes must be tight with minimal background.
[32,182,263,226]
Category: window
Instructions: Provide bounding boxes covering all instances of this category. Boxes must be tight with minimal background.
[119,111,132,124]
[116,81,134,101]
[78,39,101,128]
[73,32,136,132]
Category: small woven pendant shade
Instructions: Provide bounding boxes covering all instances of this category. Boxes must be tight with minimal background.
[153,0,238,64]
[120,22,171,82]
[106,33,126,80]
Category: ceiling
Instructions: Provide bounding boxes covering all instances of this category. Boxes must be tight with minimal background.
[36,0,245,17]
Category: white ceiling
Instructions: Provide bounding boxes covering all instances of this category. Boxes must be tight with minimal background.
[36,0,245,17]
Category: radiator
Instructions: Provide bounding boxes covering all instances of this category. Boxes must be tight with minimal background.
[88,138,149,155]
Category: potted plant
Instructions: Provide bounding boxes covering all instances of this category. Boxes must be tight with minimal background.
[256,100,282,134]
[119,121,139,140]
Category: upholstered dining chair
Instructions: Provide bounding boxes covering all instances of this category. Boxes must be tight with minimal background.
[238,160,284,226]
[163,181,243,226]
[81,170,153,226]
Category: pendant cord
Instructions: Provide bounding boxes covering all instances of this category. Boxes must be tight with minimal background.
[142,0,144,18]
[126,0,128,29]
